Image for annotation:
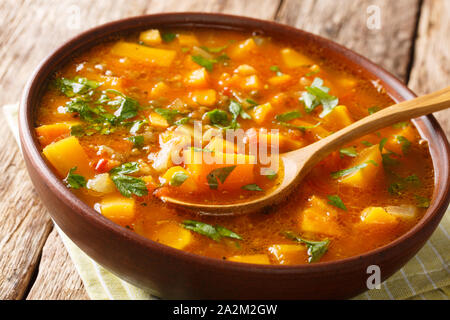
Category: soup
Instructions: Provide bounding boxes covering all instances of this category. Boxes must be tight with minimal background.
[35,28,434,265]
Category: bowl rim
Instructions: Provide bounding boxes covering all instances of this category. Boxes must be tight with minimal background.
[19,12,450,275]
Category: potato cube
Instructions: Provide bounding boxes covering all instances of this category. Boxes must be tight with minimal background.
[383,125,416,155]
[189,89,217,106]
[249,102,274,125]
[241,75,263,91]
[99,75,123,91]
[177,34,199,47]
[228,254,271,264]
[184,68,209,88]
[322,105,353,129]
[139,29,162,45]
[100,196,135,226]
[233,64,257,76]
[339,144,382,188]
[42,136,93,178]
[110,41,176,67]
[281,48,314,68]
[153,221,192,250]
[300,195,342,236]
[268,74,292,86]
[149,112,169,129]
[268,244,306,265]
[150,81,170,99]
[360,207,398,225]
[229,38,258,59]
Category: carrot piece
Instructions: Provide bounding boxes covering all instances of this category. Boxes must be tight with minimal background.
[35,122,79,147]
[183,149,256,191]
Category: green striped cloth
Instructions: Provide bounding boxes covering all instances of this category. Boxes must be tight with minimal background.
[5,104,448,300]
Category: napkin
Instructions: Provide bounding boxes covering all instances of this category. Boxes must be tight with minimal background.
[4,103,448,300]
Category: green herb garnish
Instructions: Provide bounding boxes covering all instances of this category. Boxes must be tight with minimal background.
[300,77,339,118]
[64,167,87,189]
[339,147,357,158]
[109,162,147,197]
[127,135,144,149]
[327,195,347,211]
[415,195,430,208]
[241,184,263,191]
[206,166,236,190]
[161,32,176,42]
[191,55,215,72]
[282,231,329,263]
[275,111,302,122]
[331,160,378,179]
[169,172,189,187]
[182,220,242,242]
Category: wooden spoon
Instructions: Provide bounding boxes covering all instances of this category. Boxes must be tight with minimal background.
[160,86,450,215]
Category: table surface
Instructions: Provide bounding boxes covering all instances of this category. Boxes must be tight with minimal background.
[0,0,449,300]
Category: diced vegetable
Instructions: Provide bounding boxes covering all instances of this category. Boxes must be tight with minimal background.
[383,125,416,155]
[149,112,170,129]
[100,195,136,226]
[139,29,162,45]
[36,122,80,147]
[268,244,307,265]
[246,128,304,152]
[241,75,263,91]
[150,81,170,98]
[322,105,353,129]
[189,89,217,106]
[300,196,342,236]
[282,231,330,263]
[184,68,209,87]
[228,254,271,265]
[249,102,275,125]
[233,64,256,75]
[42,136,93,178]
[229,38,258,59]
[338,145,382,188]
[177,34,199,47]
[161,166,196,192]
[110,42,176,67]
[385,205,418,220]
[268,74,292,86]
[360,207,398,225]
[86,173,116,194]
[153,222,192,250]
[184,149,256,191]
[281,48,314,68]
[205,137,236,154]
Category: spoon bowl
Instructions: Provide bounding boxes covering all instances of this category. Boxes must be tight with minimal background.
[160,86,450,215]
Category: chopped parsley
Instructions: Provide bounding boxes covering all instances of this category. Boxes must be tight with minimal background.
[161,32,176,42]
[339,147,358,158]
[127,135,144,149]
[64,167,87,189]
[169,171,189,187]
[241,184,263,191]
[331,160,378,179]
[275,111,302,122]
[327,195,347,211]
[109,162,148,197]
[282,231,330,263]
[182,220,242,242]
[206,166,236,190]
[300,77,339,118]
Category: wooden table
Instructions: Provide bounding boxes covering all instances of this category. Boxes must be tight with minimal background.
[0,0,448,300]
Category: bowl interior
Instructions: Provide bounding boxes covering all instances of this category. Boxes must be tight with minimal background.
[19,13,450,273]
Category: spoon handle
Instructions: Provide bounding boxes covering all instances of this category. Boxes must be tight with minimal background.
[306,86,450,158]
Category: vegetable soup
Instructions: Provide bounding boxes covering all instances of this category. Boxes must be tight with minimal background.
[35,28,434,265]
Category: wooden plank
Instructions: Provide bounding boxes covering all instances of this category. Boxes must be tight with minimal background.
[0,0,281,300]
[275,0,420,81]
[26,230,89,300]
[408,0,450,139]
[0,115,53,299]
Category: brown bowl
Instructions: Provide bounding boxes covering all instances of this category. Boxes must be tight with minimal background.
[19,13,450,299]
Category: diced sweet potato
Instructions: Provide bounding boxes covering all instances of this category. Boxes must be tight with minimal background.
[268,244,306,264]
[177,34,199,47]
[149,112,169,129]
[281,48,314,68]
[184,68,209,88]
[383,125,416,155]
[229,38,258,59]
[336,76,357,89]
[36,122,80,147]
[322,105,353,129]
[249,102,275,125]
[42,136,93,178]
[228,254,271,264]
[360,207,398,225]
[152,221,192,250]
[233,64,257,76]
[183,149,256,191]
[150,81,170,99]
[300,195,342,236]
[339,145,382,188]
[160,166,197,193]
[268,74,292,86]
[189,89,217,106]
[100,195,135,226]
[110,41,176,67]
[139,29,162,45]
